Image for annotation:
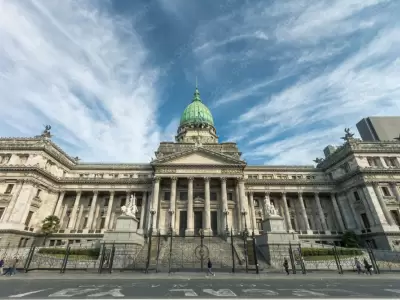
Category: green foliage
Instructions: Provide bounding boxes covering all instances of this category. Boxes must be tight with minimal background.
[41,215,60,236]
[38,247,100,257]
[301,247,362,257]
[341,230,360,248]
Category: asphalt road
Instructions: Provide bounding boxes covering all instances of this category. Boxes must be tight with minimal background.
[1,277,400,298]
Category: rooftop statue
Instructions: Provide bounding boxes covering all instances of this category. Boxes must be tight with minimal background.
[313,157,324,164]
[35,125,52,139]
[341,128,355,141]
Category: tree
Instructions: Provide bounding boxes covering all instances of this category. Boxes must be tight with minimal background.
[341,230,360,248]
[41,215,60,246]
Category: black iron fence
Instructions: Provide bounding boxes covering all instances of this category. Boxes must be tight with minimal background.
[1,235,400,274]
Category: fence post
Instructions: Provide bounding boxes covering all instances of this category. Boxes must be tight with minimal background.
[23,244,36,273]
[230,228,235,273]
[108,243,115,273]
[288,243,296,274]
[156,232,161,273]
[333,245,343,274]
[200,231,204,272]
[243,231,248,273]
[98,243,106,273]
[298,243,306,274]
[366,244,380,275]
[60,245,71,273]
[168,230,173,274]
[252,231,259,274]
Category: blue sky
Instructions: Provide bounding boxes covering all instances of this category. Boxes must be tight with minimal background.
[1,0,399,165]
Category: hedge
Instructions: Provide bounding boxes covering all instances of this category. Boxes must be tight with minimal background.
[38,247,100,257]
[301,247,363,257]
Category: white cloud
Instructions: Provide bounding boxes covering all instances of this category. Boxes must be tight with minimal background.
[0,0,164,162]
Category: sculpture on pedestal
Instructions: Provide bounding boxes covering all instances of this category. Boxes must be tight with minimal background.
[121,194,139,218]
[267,202,278,216]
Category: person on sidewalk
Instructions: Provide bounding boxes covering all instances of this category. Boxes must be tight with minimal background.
[363,258,373,275]
[207,258,215,276]
[283,258,289,275]
[3,258,18,276]
[0,258,4,275]
[355,258,363,274]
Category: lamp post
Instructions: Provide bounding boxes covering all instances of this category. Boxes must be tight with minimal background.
[145,209,156,273]
[223,209,229,239]
[168,209,174,274]
[241,209,249,273]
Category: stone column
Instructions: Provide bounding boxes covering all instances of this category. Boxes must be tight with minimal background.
[139,191,147,230]
[238,179,246,229]
[221,177,228,230]
[390,183,400,202]
[169,177,177,232]
[76,204,84,230]
[347,191,363,229]
[263,192,271,216]
[68,191,81,229]
[248,192,258,233]
[330,193,345,232]
[298,192,310,231]
[54,191,65,217]
[86,191,98,230]
[373,183,395,226]
[186,177,194,235]
[281,192,292,231]
[314,192,328,232]
[151,177,160,230]
[235,183,242,232]
[204,177,211,232]
[105,191,115,230]
[93,204,101,230]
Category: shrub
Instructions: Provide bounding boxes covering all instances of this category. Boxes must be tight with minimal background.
[38,247,100,257]
[301,247,362,257]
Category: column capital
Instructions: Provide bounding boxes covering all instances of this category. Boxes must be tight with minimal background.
[314,192,320,198]
[203,177,210,182]
[171,176,178,182]
[153,176,161,183]
[221,177,227,182]
[264,191,270,196]
[298,191,303,197]
[248,191,254,196]
[187,176,194,181]
[76,190,82,196]
[109,191,115,196]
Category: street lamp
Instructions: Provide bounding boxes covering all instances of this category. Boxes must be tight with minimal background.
[223,209,229,237]
[168,209,174,274]
[241,209,249,273]
[145,209,156,273]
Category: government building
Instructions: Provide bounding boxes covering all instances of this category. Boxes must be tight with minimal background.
[0,88,400,251]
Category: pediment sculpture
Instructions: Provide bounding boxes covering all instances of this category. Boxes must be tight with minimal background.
[121,193,139,218]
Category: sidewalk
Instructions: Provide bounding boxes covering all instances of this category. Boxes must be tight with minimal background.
[2,270,399,280]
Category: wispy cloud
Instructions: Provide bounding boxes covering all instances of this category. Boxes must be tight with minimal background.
[190,0,399,165]
[0,0,165,162]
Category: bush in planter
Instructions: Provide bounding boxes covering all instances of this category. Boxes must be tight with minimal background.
[38,247,100,257]
[301,247,362,257]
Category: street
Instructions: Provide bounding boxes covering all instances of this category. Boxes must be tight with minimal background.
[1,275,400,298]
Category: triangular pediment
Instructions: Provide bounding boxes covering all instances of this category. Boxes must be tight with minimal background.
[152,147,245,166]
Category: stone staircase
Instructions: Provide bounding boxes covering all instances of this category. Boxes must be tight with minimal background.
[160,236,241,270]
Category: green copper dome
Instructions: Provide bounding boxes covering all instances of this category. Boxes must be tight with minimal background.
[179,87,214,127]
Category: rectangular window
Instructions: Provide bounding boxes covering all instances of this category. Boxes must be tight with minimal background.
[0,207,4,220]
[256,219,263,231]
[367,157,376,167]
[287,200,291,208]
[25,211,34,227]
[5,184,14,194]
[164,192,171,201]
[227,192,233,201]
[49,240,55,246]
[385,157,397,167]
[100,218,106,229]
[83,217,88,228]
[390,210,400,226]
[180,192,188,201]
[210,192,217,201]
[361,213,370,229]
[381,186,391,197]
[291,175,296,179]
[104,198,109,207]
[36,189,41,197]
[88,197,93,207]
[353,191,361,201]
[290,218,296,231]
[120,198,126,207]
[138,174,148,178]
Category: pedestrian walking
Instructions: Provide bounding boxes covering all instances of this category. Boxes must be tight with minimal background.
[207,258,215,276]
[3,257,17,276]
[363,258,373,275]
[283,258,289,275]
[0,258,4,275]
[354,258,363,274]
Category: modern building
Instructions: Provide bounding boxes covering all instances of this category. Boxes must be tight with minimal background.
[1,88,400,251]
[356,116,400,142]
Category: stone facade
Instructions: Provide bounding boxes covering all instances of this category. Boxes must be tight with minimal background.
[0,91,400,251]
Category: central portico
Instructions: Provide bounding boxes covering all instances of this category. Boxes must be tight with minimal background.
[149,86,251,236]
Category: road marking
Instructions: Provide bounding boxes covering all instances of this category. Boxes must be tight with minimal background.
[278,289,327,297]
[170,289,198,296]
[9,289,52,298]
[48,288,98,297]
[87,289,124,297]
[242,289,278,296]
[203,289,237,297]
[384,289,400,294]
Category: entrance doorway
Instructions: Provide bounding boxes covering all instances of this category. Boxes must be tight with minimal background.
[211,211,218,235]
[194,211,203,235]
[179,211,187,236]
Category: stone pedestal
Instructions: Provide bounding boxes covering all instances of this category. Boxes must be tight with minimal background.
[103,216,144,245]
[262,215,299,244]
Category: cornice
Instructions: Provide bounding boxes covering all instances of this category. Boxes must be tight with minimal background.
[245,179,335,186]
[245,166,319,172]
[153,164,244,168]
[72,163,152,170]
[0,166,152,185]
[335,167,400,185]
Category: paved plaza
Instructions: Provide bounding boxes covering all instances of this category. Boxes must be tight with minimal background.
[1,272,400,298]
